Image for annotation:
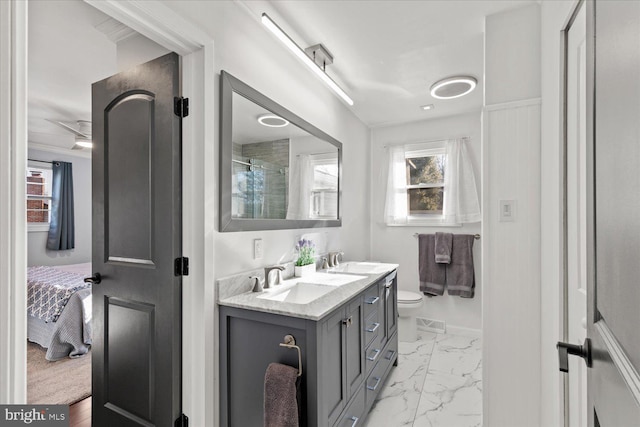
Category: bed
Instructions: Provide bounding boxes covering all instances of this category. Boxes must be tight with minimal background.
[27,263,92,361]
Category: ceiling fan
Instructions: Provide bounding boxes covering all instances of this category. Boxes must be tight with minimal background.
[46,119,93,150]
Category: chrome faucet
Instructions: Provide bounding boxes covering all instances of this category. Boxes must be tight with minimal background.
[250,275,264,292]
[264,265,286,289]
[328,251,344,268]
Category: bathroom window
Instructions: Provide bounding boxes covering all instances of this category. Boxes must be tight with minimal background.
[384,138,480,225]
[405,148,446,216]
[309,155,338,219]
[26,163,53,231]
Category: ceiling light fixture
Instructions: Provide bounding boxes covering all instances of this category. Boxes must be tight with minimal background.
[420,104,435,111]
[258,114,290,128]
[430,76,477,99]
[73,139,93,149]
[261,13,354,106]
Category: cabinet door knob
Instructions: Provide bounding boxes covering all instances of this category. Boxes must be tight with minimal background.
[342,316,353,327]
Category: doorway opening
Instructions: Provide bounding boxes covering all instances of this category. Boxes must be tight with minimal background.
[25,0,169,417]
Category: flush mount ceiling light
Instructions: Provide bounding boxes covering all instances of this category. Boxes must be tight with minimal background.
[430,76,477,99]
[258,114,290,128]
[261,13,354,106]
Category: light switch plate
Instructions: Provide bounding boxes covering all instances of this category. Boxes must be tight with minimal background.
[254,239,263,259]
[499,200,517,222]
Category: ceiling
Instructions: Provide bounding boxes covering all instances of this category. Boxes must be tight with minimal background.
[28,0,120,150]
[28,0,538,152]
[251,0,537,127]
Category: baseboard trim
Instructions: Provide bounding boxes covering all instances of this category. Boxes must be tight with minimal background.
[445,325,482,339]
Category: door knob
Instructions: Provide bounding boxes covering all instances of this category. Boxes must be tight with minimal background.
[84,273,102,285]
[557,338,592,372]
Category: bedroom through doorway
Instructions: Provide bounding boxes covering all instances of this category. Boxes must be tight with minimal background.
[26,0,170,408]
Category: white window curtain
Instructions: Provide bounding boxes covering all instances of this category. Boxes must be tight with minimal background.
[443,138,481,223]
[383,138,480,225]
[383,145,409,225]
[286,154,313,219]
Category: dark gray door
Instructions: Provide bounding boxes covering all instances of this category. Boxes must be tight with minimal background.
[587,1,640,424]
[91,53,183,427]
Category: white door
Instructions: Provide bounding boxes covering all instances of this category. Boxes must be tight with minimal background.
[565,3,588,426]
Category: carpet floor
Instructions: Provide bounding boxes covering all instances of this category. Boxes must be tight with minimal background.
[27,342,91,405]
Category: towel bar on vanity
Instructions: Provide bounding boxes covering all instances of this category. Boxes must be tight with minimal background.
[413,233,480,240]
[279,334,302,377]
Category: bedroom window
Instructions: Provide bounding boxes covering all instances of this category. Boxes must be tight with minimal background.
[27,163,53,231]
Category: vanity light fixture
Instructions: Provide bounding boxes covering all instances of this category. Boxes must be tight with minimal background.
[261,13,354,106]
[420,104,435,111]
[258,114,290,128]
[430,76,477,99]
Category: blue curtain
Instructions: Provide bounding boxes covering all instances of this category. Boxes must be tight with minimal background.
[47,161,75,250]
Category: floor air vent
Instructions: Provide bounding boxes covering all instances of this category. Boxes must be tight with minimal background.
[416,317,446,334]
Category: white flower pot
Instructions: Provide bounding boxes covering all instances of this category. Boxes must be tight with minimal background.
[294,263,316,277]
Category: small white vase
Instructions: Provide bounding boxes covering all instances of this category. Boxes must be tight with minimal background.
[294,263,316,277]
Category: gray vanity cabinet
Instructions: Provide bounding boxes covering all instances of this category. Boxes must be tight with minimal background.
[219,270,398,427]
[322,298,365,426]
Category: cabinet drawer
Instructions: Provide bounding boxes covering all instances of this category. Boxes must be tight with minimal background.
[365,334,382,374]
[334,384,366,427]
[363,284,381,317]
[365,335,398,410]
[363,311,380,348]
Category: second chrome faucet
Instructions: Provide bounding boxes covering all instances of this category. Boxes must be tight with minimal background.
[264,265,286,289]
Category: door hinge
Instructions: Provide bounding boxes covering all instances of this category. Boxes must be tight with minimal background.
[174,97,189,118]
[175,257,189,276]
[174,413,188,427]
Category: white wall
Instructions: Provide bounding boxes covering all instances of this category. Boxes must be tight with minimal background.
[26,149,92,266]
[117,33,170,72]
[483,4,542,427]
[370,112,482,331]
[163,0,371,280]
[540,2,577,426]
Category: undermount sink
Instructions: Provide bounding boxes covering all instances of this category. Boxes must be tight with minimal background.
[255,272,366,304]
[327,262,397,275]
[257,283,336,304]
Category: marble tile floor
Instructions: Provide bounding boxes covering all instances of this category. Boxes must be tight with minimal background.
[364,332,482,427]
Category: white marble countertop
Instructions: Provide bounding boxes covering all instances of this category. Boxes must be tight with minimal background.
[218,263,398,321]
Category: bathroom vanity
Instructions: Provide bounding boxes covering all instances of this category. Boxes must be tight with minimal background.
[218,263,399,427]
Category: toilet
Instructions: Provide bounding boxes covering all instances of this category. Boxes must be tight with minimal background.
[397,290,424,342]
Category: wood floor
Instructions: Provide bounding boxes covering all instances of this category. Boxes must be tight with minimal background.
[69,396,91,427]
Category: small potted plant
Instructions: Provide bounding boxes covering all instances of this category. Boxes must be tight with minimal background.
[294,239,316,277]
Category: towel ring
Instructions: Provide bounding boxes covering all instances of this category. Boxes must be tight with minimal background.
[279,334,302,377]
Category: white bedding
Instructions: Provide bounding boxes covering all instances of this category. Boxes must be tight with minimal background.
[27,262,92,361]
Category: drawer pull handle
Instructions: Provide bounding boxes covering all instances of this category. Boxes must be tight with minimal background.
[367,376,382,391]
[367,348,380,361]
[349,416,359,427]
[365,296,380,304]
[366,322,380,333]
[385,350,397,361]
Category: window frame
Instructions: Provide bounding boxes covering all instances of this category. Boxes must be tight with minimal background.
[403,143,448,223]
[308,153,339,220]
[26,161,53,232]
